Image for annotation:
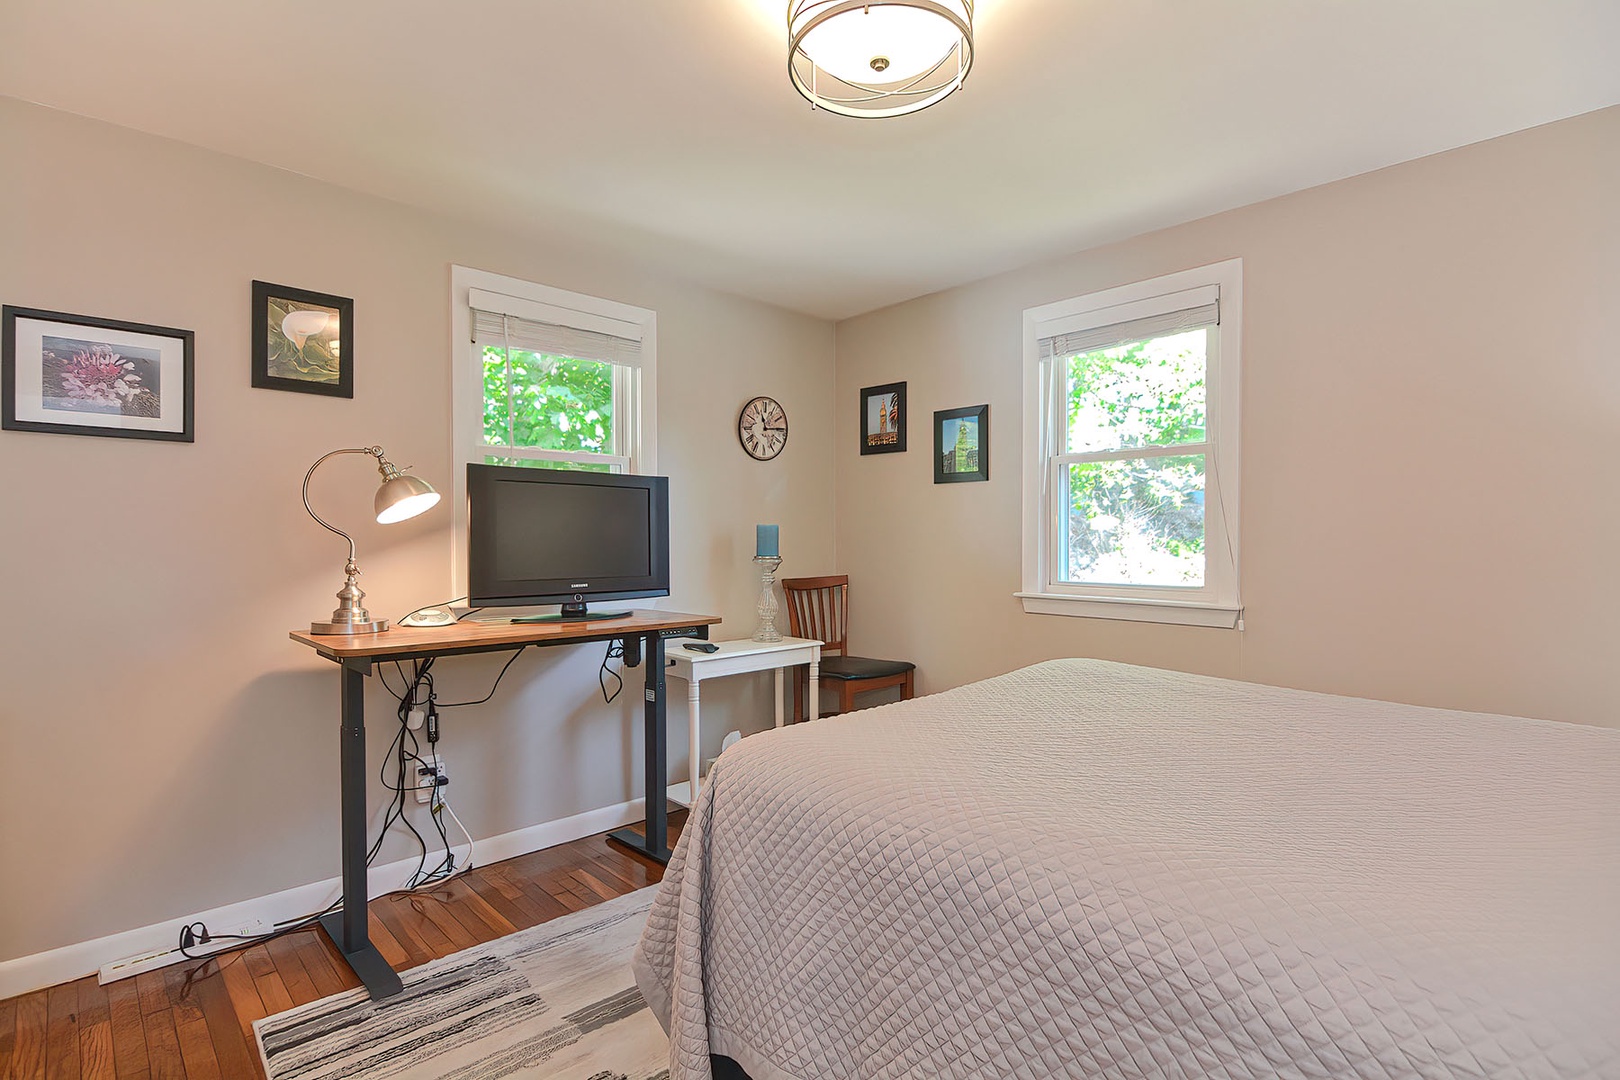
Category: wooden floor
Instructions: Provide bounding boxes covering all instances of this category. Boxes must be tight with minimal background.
[0,814,684,1080]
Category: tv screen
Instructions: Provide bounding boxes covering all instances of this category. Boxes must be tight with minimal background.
[467,464,670,615]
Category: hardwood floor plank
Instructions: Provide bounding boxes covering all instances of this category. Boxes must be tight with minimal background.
[192,963,260,1080]
[429,879,516,943]
[488,864,572,922]
[380,893,455,955]
[75,979,115,1080]
[364,912,412,972]
[216,952,271,1075]
[260,938,318,1011]
[44,982,82,1080]
[104,978,151,1080]
[171,1014,222,1080]
[136,1011,185,1080]
[157,967,205,1033]
[132,974,168,1020]
[242,950,294,1019]
[462,871,541,931]
[369,900,435,969]
[571,867,622,902]
[8,991,47,1080]
[576,846,659,894]
[76,1021,115,1080]
[0,994,16,1078]
[289,934,354,999]
[407,895,481,953]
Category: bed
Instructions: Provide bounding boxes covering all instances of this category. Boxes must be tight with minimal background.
[633,659,1619,1080]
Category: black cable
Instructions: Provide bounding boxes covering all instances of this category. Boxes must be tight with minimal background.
[599,640,624,704]
[435,648,525,708]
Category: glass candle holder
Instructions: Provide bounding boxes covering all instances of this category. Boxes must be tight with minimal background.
[752,555,784,642]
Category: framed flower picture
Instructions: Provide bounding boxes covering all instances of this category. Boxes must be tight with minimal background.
[252,280,354,397]
[859,381,906,455]
[1,306,195,442]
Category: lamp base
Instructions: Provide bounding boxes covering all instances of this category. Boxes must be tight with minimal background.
[310,557,388,635]
[310,618,388,636]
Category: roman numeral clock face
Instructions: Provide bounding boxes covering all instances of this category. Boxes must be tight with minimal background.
[737,395,788,461]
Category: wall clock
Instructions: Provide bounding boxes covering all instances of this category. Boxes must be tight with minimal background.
[737,395,788,460]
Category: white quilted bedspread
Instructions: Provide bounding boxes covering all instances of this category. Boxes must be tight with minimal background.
[633,659,1620,1080]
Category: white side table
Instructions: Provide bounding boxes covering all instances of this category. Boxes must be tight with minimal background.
[665,636,821,807]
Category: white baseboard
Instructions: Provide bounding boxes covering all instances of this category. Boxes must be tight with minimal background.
[0,797,646,1001]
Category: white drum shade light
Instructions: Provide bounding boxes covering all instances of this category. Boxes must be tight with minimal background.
[788,1,974,118]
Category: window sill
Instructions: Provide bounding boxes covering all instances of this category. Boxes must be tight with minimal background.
[1014,592,1242,628]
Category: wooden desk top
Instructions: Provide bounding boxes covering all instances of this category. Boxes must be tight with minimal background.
[290,609,722,663]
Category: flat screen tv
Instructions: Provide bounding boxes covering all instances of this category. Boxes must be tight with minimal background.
[467,464,670,620]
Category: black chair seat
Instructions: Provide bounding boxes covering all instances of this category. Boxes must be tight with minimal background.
[818,655,916,681]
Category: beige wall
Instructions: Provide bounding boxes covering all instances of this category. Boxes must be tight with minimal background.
[834,105,1620,729]
[0,98,835,962]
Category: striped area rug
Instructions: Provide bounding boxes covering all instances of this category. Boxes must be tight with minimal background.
[254,887,667,1080]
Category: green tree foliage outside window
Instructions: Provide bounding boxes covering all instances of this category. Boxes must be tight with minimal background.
[1065,331,1207,587]
[482,346,615,463]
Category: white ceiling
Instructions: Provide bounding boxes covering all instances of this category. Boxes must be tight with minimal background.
[3,1,1617,320]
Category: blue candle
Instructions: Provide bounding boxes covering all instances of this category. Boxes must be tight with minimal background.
[755,524,779,559]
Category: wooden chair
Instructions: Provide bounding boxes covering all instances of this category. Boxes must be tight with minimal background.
[781,575,915,721]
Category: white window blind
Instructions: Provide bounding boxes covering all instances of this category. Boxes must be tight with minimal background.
[1038,289,1219,359]
[470,310,642,368]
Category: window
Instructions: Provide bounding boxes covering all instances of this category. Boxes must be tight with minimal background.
[1019,260,1241,627]
[450,266,657,594]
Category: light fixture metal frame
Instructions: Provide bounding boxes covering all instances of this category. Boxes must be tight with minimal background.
[788,0,974,119]
[304,445,438,635]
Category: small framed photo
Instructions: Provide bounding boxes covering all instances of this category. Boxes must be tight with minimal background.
[252,280,353,397]
[859,381,906,455]
[934,404,989,483]
[2,306,194,442]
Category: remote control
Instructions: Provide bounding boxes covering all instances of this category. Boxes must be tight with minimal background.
[683,642,720,653]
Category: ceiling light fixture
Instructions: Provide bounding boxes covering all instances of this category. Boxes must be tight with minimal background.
[788,1,974,118]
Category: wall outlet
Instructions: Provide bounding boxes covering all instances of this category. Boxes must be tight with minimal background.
[415,754,446,805]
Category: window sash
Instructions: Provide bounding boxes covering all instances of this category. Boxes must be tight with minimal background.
[1046,450,1209,592]
[478,321,635,473]
[1041,326,1227,600]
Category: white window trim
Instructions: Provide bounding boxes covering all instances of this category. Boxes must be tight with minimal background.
[449,265,658,599]
[1019,259,1242,628]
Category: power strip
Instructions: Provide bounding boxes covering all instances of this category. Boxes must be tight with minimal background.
[98,919,266,985]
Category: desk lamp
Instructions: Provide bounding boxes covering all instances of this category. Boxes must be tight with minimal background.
[304,445,440,635]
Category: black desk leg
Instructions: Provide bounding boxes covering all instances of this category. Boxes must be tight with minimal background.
[608,632,675,863]
[318,657,404,1000]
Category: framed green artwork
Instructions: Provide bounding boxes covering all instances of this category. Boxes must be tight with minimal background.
[934,404,988,483]
[252,280,353,397]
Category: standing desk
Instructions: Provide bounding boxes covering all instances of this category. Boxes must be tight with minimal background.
[289,608,721,1000]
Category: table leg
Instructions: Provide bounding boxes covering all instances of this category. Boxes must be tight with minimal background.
[774,668,785,729]
[608,632,674,863]
[688,679,701,803]
[318,657,403,1001]
[809,652,821,722]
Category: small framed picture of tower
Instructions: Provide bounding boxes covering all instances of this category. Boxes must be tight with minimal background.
[859,381,906,455]
[934,404,988,483]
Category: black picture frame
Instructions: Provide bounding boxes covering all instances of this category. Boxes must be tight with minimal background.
[859,381,906,455]
[2,305,195,442]
[252,280,354,397]
[934,405,989,483]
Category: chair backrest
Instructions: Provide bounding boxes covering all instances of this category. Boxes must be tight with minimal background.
[780,575,849,655]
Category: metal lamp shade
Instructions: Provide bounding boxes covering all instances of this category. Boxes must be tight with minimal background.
[374,474,440,524]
